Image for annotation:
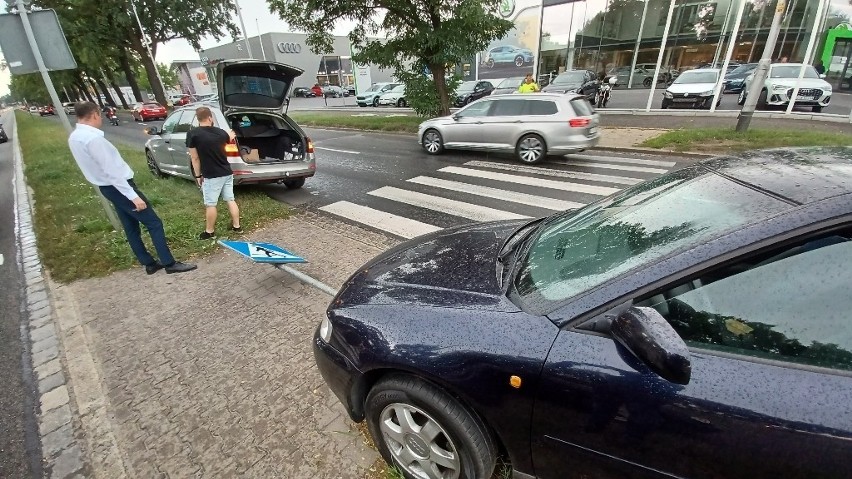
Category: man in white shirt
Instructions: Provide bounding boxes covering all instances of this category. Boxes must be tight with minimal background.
[68,102,196,275]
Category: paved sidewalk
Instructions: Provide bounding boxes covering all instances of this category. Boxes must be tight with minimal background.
[53,211,402,478]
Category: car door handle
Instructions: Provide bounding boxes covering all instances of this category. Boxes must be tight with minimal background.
[513,120,522,123]
[475,121,483,124]
[163,140,170,143]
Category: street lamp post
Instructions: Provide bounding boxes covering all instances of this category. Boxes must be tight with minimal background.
[736,0,786,132]
[234,0,253,59]
[130,0,166,100]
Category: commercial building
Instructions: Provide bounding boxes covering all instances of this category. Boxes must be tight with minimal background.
[197,32,395,95]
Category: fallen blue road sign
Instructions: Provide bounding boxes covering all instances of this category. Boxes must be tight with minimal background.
[219,240,307,264]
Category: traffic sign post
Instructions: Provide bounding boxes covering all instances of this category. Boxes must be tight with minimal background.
[219,240,337,296]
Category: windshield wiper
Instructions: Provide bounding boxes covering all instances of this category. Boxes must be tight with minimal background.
[497,217,546,264]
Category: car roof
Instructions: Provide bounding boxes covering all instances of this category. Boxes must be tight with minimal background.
[702,148,852,204]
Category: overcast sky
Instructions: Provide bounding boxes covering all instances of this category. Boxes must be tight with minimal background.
[1,0,358,98]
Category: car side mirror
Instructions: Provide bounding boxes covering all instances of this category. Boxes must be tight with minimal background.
[146,126,160,136]
[610,306,691,385]
[452,114,460,121]
[819,74,827,79]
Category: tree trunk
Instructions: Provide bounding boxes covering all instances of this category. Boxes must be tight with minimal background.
[94,76,117,107]
[88,78,104,107]
[75,79,95,103]
[130,34,166,105]
[119,50,144,102]
[430,63,451,117]
[105,69,130,109]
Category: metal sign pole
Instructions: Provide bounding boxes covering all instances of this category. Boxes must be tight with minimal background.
[13,0,121,231]
[736,0,786,132]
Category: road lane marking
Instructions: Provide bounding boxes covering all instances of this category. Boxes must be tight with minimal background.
[319,201,441,239]
[369,186,530,222]
[316,147,360,155]
[439,167,619,196]
[463,161,642,185]
[0,254,3,266]
[561,161,669,174]
[568,154,677,168]
[407,176,584,211]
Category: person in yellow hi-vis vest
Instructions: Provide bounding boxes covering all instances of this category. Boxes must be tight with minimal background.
[518,74,540,93]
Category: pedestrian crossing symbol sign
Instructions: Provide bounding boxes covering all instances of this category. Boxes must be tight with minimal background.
[219,240,307,264]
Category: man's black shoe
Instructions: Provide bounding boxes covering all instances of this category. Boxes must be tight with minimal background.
[231,225,243,233]
[199,231,215,240]
[164,262,197,274]
[145,262,164,275]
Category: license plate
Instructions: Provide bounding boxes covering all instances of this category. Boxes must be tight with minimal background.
[588,127,598,135]
[796,95,811,101]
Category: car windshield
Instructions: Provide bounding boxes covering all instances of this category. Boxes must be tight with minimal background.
[366,84,385,92]
[770,65,820,79]
[552,72,586,85]
[674,71,718,84]
[144,103,161,108]
[389,84,405,93]
[728,64,755,75]
[514,167,791,309]
[498,77,525,88]
[457,81,478,92]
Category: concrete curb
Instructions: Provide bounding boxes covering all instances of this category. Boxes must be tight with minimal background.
[593,145,715,159]
[11,114,104,478]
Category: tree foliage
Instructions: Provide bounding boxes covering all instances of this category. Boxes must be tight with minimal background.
[267,0,513,116]
[136,63,180,92]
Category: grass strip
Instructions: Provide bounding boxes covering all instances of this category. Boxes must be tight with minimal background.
[289,112,422,133]
[15,111,290,283]
[641,127,852,153]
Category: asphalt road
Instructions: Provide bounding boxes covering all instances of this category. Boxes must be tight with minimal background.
[0,110,42,478]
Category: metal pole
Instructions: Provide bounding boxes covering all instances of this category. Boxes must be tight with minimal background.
[256,18,267,61]
[736,0,786,132]
[712,0,735,67]
[785,0,827,114]
[646,0,677,111]
[14,0,121,231]
[234,0,253,58]
[711,0,748,112]
[130,0,166,97]
[628,0,650,89]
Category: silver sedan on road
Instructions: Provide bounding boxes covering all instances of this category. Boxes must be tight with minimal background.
[418,93,600,164]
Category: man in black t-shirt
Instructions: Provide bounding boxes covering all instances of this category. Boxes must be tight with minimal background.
[186,106,241,240]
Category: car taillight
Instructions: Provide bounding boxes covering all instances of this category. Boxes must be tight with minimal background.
[569,118,591,128]
[225,138,240,157]
[306,137,314,154]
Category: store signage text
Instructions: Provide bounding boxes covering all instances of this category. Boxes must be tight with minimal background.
[277,42,302,54]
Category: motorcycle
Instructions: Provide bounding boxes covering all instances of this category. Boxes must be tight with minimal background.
[595,76,618,108]
[105,107,120,126]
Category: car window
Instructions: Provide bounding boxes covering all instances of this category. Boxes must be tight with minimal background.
[490,99,525,116]
[524,100,558,115]
[515,167,791,307]
[635,231,852,371]
[173,111,194,134]
[161,111,183,134]
[497,77,525,89]
[770,65,820,79]
[144,103,161,108]
[459,100,492,117]
[569,98,594,116]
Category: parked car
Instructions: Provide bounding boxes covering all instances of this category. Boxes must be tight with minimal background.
[322,85,349,98]
[723,63,758,92]
[356,82,401,107]
[377,84,407,107]
[739,63,832,112]
[144,60,315,190]
[132,102,168,122]
[345,85,357,96]
[28,106,39,113]
[452,80,495,107]
[311,84,324,97]
[292,87,316,98]
[62,102,76,115]
[38,105,55,116]
[635,63,681,83]
[482,45,535,68]
[0,123,7,143]
[662,68,722,109]
[608,66,654,87]
[314,146,852,479]
[541,70,599,101]
[420,93,599,164]
[492,76,526,95]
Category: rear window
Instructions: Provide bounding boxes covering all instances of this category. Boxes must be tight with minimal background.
[144,103,162,108]
[525,100,558,115]
[223,75,288,108]
[570,98,594,116]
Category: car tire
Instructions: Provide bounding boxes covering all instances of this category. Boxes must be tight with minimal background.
[757,89,768,110]
[373,97,380,107]
[397,98,406,108]
[661,99,671,109]
[284,178,305,189]
[737,89,746,106]
[813,105,823,113]
[146,150,166,178]
[516,133,547,164]
[643,77,653,87]
[365,375,497,479]
[422,129,444,155]
[485,59,495,69]
[514,55,525,67]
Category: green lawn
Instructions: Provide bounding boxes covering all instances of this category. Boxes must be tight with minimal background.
[641,127,852,153]
[289,112,422,133]
[15,112,290,283]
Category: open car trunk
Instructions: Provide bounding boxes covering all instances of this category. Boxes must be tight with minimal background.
[226,113,305,164]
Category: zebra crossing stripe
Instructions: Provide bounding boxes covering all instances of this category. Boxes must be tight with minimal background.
[319,201,442,239]
[408,176,584,211]
[463,161,642,186]
[561,161,669,174]
[567,154,677,168]
[368,186,531,222]
[438,167,619,196]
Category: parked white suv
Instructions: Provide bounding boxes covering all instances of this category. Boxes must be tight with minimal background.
[738,63,832,112]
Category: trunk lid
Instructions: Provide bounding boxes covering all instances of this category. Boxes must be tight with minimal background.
[216,60,304,115]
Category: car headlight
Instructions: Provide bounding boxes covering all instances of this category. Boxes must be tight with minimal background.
[664,91,673,98]
[700,90,714,96]
[319,315,333,342]
[772,85,788,91]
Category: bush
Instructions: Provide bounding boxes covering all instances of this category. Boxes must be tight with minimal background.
[396,63,461,118]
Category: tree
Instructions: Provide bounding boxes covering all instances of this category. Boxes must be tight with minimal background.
[136,63,179,93]
[267,0,513,116]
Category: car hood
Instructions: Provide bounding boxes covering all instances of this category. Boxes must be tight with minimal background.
[768,78,831,89]
[333,220,530,311]
[542,82,583,93]
[667,82,717,94]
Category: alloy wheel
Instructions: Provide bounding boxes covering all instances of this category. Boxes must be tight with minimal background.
[379,402,461,479]
[518,136,544,163]
[514,56,524,67]
[423,131,442,154]
[146,151,164,178]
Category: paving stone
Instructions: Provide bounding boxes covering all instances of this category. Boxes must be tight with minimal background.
[27,290,48,305]
[30,324,57,343]
[39,371,67,395]
[32,346,59,368]
[41,385,70,413]
[42,423,75,459]
[36,358,63,381]
[33,335,59,355]
[28,299,49,313]
[49,445,84,479]
[40,404,73,436]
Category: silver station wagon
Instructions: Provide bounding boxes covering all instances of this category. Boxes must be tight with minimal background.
[144,60,316,189]
[418,93,600,164]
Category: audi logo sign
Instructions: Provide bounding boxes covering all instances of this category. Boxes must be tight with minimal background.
[277,42,302,54]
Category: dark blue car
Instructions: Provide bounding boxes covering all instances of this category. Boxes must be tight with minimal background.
[314,148,852,479]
